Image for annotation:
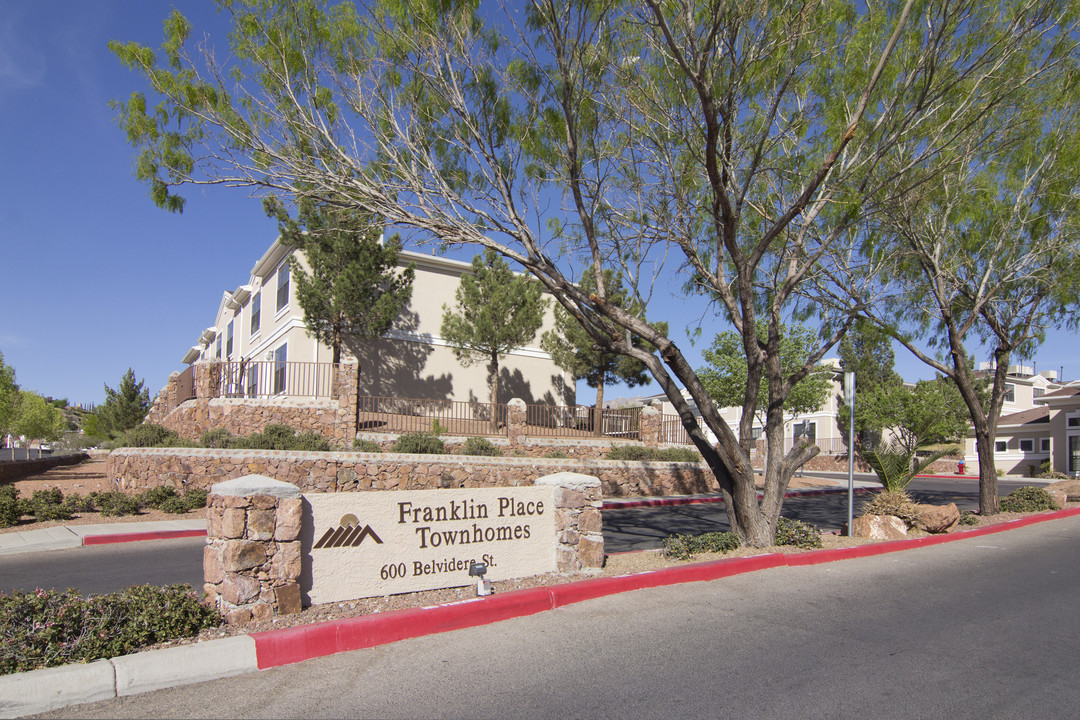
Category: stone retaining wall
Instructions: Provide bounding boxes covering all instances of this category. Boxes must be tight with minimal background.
[0,453,90,485]
[107,447,717,499]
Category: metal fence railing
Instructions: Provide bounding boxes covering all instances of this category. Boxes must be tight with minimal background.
[524,405,642,440]
[213,361,335,399]
[357,396,508,436]
[176,365,195,403]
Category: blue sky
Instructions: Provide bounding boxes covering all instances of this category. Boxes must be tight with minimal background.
[1,1,1076,408]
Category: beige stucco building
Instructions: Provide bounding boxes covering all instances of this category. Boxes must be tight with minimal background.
[181,239,574,406]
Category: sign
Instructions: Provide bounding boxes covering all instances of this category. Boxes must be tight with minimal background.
[303,486,558,604]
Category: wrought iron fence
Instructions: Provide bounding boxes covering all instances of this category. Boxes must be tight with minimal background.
[213,360,335,399]
[524,405,642,440]
[357,396,508,436]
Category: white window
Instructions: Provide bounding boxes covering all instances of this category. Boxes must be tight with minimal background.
[1004,383,1015,403]
[215,334,222,360]
[273,344,288,395]
[246,365,259,398]
[995,440,1007,452]
[276,265,290,313]
[226,321,234,358]
[250,291,261,336]
[793,421,816,443]
[1041,438,1051,452]
[1069,416,1080,427]
[1034,387,1045,399]
[1020,439,1034,453]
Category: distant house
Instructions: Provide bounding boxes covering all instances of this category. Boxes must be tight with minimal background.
[181,239,573,407]
[962,363,1068,476]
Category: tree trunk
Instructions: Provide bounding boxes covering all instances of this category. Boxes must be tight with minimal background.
[593,372,606,437]
[973,428,999,515]
[489,354,499,435]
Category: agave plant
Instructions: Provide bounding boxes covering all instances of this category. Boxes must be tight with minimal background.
[862,442,955,493]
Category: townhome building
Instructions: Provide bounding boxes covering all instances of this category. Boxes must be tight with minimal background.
[180,238,574,407]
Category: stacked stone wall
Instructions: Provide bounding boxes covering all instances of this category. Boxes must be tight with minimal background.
[107,447,717,498]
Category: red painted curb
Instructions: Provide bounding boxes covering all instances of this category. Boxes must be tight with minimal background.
[250,506,1080,670]
[81,529,207,545]
[252,589,554,669]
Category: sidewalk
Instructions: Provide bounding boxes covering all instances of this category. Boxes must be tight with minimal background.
[0,519,207,556]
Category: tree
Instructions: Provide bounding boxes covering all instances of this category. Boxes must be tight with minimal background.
[699,324,832,431]
[860,379,970,457]
[0,352,18,458]
[860,57,1080,514]
[265,198,415,365]
[13,392,65,458]
[95,369,151,438]
[441,249,546,416]
[110,1,1077,545]
[541,270,662,434]
[836,322,901,449]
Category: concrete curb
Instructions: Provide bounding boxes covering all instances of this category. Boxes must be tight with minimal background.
[7,506,1079,717]
[0,636,257,719]
[82,529,207,545]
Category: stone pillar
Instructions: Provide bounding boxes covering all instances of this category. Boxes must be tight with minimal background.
[639,402,662,447]
[333,359,360,445]
[205,475,304,625]
[536,472,604,572]
[507,398,527,446]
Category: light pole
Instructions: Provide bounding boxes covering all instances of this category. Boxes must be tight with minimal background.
[845,371,855,533]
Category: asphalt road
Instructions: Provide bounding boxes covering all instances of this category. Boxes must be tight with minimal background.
[0,477,1039,594]
[35,513,1080,719]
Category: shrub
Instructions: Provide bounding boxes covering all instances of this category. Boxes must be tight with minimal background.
[662,531,740,560]
[28,489,72,522]
[92,491,142,517]
[200,428,234,448]
[119,423,183,448]
[959,510,979,526]
[159,496,190,514]
[861,490,922,525]
[61,494,96,514]
[542,450,568,459]
[393,432,446,454]
[293,432,331,452]
[225,435,251,450]
[181,488,209,511]
[999,486,1057,513]
[774,517,823,549]
[0,584,220,675]
[0,487,21,528]
[139,485,179,509]
[607,446,701,462]
[459,437,503,456]
[353,438,383,453]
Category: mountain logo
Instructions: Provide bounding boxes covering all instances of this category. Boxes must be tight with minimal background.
[313,514,383,549]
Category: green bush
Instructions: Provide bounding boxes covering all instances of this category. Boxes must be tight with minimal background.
[200,428,235,448]
[92,491,142,517]
[774,517,823,549]
[61,494,96,514]
[662,531,740,559]
[999,486,1057,513]
[0,584,220,675]
[0,487,21,528]
[159,496,190,514]
[541,450,568,459]
[28,489,72,522]
[119,423,184,448]
[959,510,979,526]
[393,432,446,454]
[459,437,503,456]
[248,424,297,450]
[225,435,251,449]
[353,438,383,452]
[293,432,331,452]
[606,446,700,462]
[139,485,179,509]
[181,488,209,511]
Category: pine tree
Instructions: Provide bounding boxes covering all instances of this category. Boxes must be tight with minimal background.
[96,369,151,437]
[265,198,415,364]
[541,270,661,434]
[441,250,547,416]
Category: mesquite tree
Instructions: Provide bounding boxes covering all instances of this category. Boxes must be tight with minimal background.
[109,0,1075,546]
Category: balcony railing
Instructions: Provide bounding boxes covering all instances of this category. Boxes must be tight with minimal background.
[357,396,507,436]
[213,360,335,399]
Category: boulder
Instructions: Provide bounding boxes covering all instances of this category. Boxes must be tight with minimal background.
[913,503,961,533]
[849,514,908,540]
[1046,479,1080,503]
[1047,489,1068,510]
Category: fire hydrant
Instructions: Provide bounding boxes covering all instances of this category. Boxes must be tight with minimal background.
[957,459,966,475]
